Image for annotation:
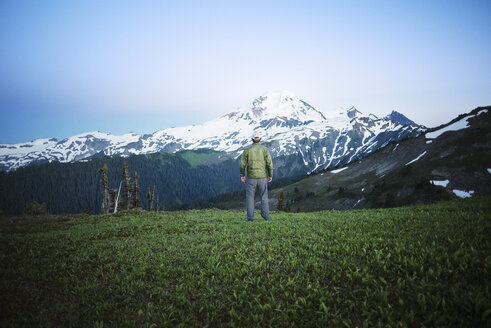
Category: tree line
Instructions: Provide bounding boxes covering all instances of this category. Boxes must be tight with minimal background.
[0,150,242,215]
[98,161,158,213]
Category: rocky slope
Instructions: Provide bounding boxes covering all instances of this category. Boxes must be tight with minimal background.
[267,106,490,211]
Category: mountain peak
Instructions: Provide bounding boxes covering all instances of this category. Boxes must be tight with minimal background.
[248,90,326,122]
[346,106,362,119]
[385,110,418,126]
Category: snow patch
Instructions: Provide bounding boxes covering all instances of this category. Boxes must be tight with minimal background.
[431,180,449,187]
[426,117,470,139]
[330,167,348,174]
[406,151,427,166]
[393,143,399,152]
[353,199,362,208]
[426,140,433,144]
[487,168,491,174]
[453,189,474,198]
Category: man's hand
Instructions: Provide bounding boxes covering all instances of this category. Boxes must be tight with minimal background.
[241,176,246,183]
[268,177,272,183]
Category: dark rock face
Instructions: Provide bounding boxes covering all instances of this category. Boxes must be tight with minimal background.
[385,110,418,126]
[267,106,491,211]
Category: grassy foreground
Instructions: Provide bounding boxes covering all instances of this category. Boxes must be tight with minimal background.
[1,197,490,327]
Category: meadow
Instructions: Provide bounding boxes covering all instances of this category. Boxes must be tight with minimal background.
[1,197,490,327]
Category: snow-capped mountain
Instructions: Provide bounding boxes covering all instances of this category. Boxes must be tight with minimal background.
[0,91,423,173]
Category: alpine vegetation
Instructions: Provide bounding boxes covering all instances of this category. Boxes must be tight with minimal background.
[1,197,489,327]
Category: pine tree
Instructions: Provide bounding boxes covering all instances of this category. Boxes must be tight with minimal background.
[152,186,156,210]
[132,171,142,209]
[278,191,285,211]
[155,193,159,212]
[147,186,154,211]
[121,161,132,210]
[285,200,291,212]
[98,164,109,214]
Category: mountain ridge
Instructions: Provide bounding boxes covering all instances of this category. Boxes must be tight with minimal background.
[0,91,423,173]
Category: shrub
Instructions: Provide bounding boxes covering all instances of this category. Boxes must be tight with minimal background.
[23,201,48,216]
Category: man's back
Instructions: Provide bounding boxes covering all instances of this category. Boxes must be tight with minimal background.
[240,143,273,179]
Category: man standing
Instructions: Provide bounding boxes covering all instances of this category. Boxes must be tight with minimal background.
[240,132,273,221]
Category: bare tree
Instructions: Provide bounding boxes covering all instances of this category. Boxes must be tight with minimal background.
[108,189,118,213]
[114,181,122,213]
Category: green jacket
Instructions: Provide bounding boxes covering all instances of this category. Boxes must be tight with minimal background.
[240,143,273,179]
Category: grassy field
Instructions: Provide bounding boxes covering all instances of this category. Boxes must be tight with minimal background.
[1,197,490,327]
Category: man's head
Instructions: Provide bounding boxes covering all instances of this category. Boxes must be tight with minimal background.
[252,132,261,143]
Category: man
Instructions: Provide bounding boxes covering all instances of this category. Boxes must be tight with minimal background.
[240,132,273,221]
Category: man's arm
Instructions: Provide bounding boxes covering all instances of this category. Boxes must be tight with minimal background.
[240,149,248,182]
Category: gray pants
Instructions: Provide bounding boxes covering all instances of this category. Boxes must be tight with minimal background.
[246,177,269,221]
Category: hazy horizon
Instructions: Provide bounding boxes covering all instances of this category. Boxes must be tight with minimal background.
[1,0,490,143]
[1,89,486,144]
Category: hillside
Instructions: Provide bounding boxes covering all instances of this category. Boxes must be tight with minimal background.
[1,197,489,327]
[266,106,491,211]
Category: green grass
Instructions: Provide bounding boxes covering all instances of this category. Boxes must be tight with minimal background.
[179,150,219,167]
[1,197,490,327]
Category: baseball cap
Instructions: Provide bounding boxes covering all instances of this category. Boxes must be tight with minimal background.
[252,132,261,139]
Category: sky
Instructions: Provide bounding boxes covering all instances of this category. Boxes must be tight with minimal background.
[1,0,490,143]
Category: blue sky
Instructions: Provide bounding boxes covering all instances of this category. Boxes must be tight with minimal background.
[1,0,490,143]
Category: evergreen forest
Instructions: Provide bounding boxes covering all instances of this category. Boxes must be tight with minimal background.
[0,150,243,215]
